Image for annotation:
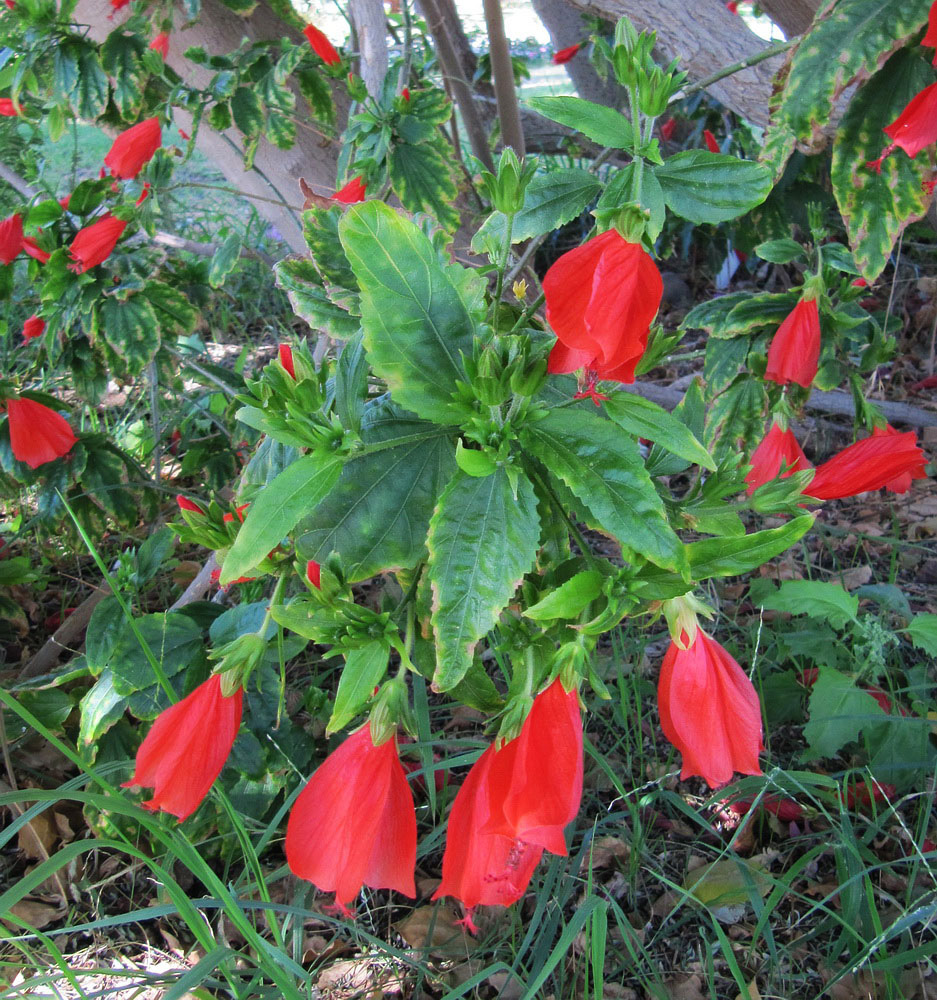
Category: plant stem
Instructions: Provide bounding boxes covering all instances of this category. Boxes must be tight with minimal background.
[675,38,795,102]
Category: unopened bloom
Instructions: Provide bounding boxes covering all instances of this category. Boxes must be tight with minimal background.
[303,24,340,65]
[401,86,410,101]
[866,82,937,173]
[306,559,321,588]
[68,214,127,273]
[21,315,45,342]
[122,674,243,820]
[544,229,663,389]
[278,343,296,378]
[764,296,821,388]
[6,397,76,468]
[149,32,169,58]
[104,118,162,180]
[286,724,416,913]
[703,129,720,153]
[0,98,18,116]
[109,0,130,13]
[804,429,927,500]
[552,43,581,64]
[658,630,763,788]
[745,422,811,494]
[726,1,739,12]
[332,176,367,204]
[660,117,677,141]
[176,494,204,513]
[0,213,23,265]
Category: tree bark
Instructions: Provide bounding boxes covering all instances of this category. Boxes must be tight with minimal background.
[350,0,389,99]
[758,0,822,38]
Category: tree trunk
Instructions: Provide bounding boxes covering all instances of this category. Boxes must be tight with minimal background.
[758,0,822,37]
[350,0,390,98]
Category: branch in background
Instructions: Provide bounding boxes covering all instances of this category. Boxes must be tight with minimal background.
[349,0,389,99]
[483,0,525,155]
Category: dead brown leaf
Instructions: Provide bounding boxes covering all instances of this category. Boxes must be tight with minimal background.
[581,835,631,871]
[396,905,472,958]
[664,972,706,1000]
[734,980,761,1000]
[5,899,63,929]
[841,565,873,590]
[17,810,57,859]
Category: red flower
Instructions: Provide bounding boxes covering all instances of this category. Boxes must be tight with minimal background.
[804,429,927,500]
[122,674,243,820]
[851,277,868,287]
[149,32,169,58]
[871,424,928,493]
[745,422,811,495]
[728,794,804,822]
[764,296,821,388]
[176,494,204,513]
[135,182,151,207]
[21,315,45,342]
[726,1,739,12]
[867,82,937,172]
[924,0,937,65]
[286,724,416,913]
[68,214,127,273]
[552,43,582,65]
[104,118,162,180]
[660,116,677,141]
[0,213,23,265]
[332,176,367,204]
[306,559,321,588]
[278,343,296,378]
[109,0,130,12]
[178,128,190,141]
[703,129,720,153]
[0,98,18,116]
[223,503,249,524]
[22,237,50,264]
[658,630,763,789]
[6,397,76,468]
[544,229,663,386]
[3,2,14,9]
[303,24,340,66]
[401,86,410,101]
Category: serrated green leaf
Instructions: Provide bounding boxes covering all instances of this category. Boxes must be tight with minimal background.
[75,49,109,118]
[905,613,937,655]
[472,168,602,252]
[209,232,242,288]
[275,257,361,339]
[832,49,932,281]
[705,376,767,453]
[686,515,814,580]
[427,468,540,691]
[655,151,771,224]
[339,201,476,425]
[101,31,145,117]
[755,237,805,264]
[53,42,80,103]
[231,86,264,139]
[97,295,160,375]
[220,454,341,584]
[106,613,203,696]
[388,135,460,232]
[604,391,715,470]
[302,207,357,289]
[803,667,883,760]
[85,596,125,675]
[704,336,750,395]
[521,409,685,572]
[526,96,632,148]
[327,642,389,734]
[144,281,199,335]
[758,579,859,628]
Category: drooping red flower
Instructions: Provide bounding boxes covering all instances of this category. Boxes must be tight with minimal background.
[278,343,296,378]
[303,24,340,65]
[104,118,162,180]
[122,674,243,820]
[745,422,812,495]
[871,423,928,493]
[176,494,204,513]
[552,43,582,64]
[332,176,367,204]
[764,296,821,388]
[658,630,763,789]
[286,723,416,913]
[68,214,127,273]
[58,194,71,211]
[306,559,321,588]
[401,86,411,101]
[660,117,677,141]
[149,32,169,58]
[5,397,76,468]
[0,98,19,116]
[924,1,937,65]
[703,128,720,153]
[22,237,49,264]
[0,213,23,265]
[804,429,927,500]
[3,2,14,10]
[544,229,663,387]
[866,82,937,173]
[21,315,45,342]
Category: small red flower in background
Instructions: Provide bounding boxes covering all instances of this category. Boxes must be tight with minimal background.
[178,128,190,141]
[104,118,162,180]
[803,429,927,500]
[728,794,804,823]
[332,176,367,204]
[6,397,76,468]
[552,43,582,65]
[660,117,677,141]
[68,214,127,273]
[122,674,243,820]
[278,343,296,378]
[745,422,811,495]
[135,182,151,206]
[21,315,45,342]
[0,98,19,116]
[764,296,821,388]
[176,494,204,513]
[703,129,720,153]
[149,32,169,58]
[3,2,14,10]
[303,24,340,66]
[658,630,763,789]
[286,723,416,914]
[58,194,70,211]
[0,213,23,265]
[306,559,321,588]
[726,1,740,13]
[866,82,937,173]
[924,0,937,65]
[109,0,130,13]
[544,229,663,388]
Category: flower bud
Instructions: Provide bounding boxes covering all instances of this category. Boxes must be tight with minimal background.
[369,677,409,746]
[210,632,268,694]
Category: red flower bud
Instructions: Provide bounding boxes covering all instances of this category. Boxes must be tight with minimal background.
[278,343,296,379]
[925,0,937,65]
[303,24,341,66]
[703,129,720,153]
[332,176,367,204]
[58,194,71,211]
[68,214,127,273]
[0,98,19,117]
[149,32,169,59]
[804,428,927,500]
[660,117,677,141]
[176,494,204,513]
[851,277,868,287]
[552,43,582,65]
[764,296,821,388]
[21,314,45,342]
[401,86,410,101]
[306,559,321,588]
[726,1,739,12]
[104,118,162,180]
[178,128,190,141]
[745,422,811,495]
[6,396,76,468]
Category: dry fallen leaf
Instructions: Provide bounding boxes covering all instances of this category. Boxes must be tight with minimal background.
[17,810,57,860]
[396,904,472,958]
[581,835,631,871]
[5,899,63,929]
[734,980,761,1000]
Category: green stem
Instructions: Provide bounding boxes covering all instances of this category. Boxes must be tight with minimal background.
[493,210,515,331]
[258,572,288,637]
[509,290,545,333]
[528,466,599,569]
[676,37,795,102]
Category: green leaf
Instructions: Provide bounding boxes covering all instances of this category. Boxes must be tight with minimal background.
[339,201,476,425]
[302,207,357,289]
[654,151,771,224]
[78,670,128,746]
[231,86,265,139]
[520,409,685,572]
[754,238,805,264]
[604,391,715,470]
[209,232,242,288]
[75,49,109,119]
[757,579,859,628]
[53,42,81,103]
[388,135,460,232]
[17,689,73,731]
[143,282,199,335]
[472,168,602,252]
[525,570,604,622]
[85,596,125,675]
[686,515,814,580]
[100,31,145,116]
[297,409,456,582]
[831,49,933,281]
[327,642,389,734]
[526,96,633,148]
[97,295,160,375]
[905,613,937,656]
[106,613,203,696]
[275,257,360,339]
[597,163,665,241]
[220,454,342,584]
[803,667,883,760]
[705,376,767,454]
[427,467,540,691]
[704,336,750,396]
